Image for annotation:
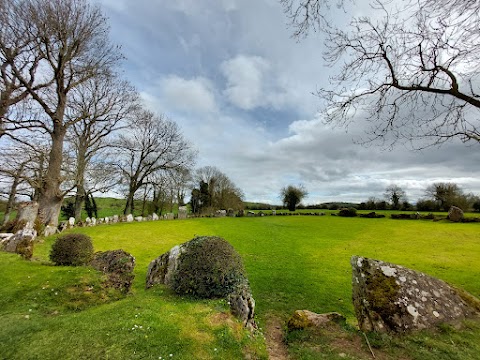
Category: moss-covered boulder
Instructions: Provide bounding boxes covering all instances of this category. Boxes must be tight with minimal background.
[351,256,479,333]
[146,236,256,328]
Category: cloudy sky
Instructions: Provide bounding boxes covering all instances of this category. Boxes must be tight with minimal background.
[97,0,480,205]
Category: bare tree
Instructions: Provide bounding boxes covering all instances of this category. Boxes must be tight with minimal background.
[426,182,463,211]
[282,0,480,147]
[66,75,138,221]
[114,109,196,215]
[2,0,122,227]
[192,166,244,213]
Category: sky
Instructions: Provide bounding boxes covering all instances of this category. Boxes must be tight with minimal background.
[96,0,480,205]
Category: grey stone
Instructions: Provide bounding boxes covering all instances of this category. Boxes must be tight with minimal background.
[68,217,75,227]
[178,206,187,220]
[112,215,119,223]
[91,217,97,226]
[126,214,134,222]
[2,228,37,259]
[287,310,345,331]
[146,244,185,288]
[215,209,227,217]
[134,216,143,222]
[85,217,91,225]
[351,255,479,333]
[44,225,57,237]
[229,284,257,330]
[152,213,159,221]
[448,206,464,222]
[272,210,276,216]
[165,213,174,220]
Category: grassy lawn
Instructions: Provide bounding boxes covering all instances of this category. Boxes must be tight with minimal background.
[1,215,479,359]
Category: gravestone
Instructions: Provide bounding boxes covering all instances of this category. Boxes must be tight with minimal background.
[178,206,187,220]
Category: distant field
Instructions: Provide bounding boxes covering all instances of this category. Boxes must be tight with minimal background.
[1,215,479,359]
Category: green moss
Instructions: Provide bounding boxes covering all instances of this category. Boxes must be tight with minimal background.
[365,269,401,329]
[172,236,247,299]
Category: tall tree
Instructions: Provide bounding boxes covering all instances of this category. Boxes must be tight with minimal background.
[193,166,244,212]
[114,109,195,215]
[280,184,308,211]
[282,0,480,147]
[3,0,122,227]
[425,182,463,211]
[66,75,138,221]
[384,184,406,210]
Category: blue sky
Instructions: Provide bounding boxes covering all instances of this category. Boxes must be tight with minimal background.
[97,0,480,204]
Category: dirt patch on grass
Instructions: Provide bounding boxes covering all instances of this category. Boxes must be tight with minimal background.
[265,315,289,360]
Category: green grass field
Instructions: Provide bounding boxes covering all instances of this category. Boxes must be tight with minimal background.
[1,215,479,359]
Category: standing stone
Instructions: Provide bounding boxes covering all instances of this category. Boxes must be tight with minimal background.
[165,213,174,220]
[104,217,110,224]
[272,210,276,216]
[112,215,119,223]
[134,216,143,222]
[16,201,39,229]
[351,255,479,333]
[215,209,227,217]
[227,209,235,217]
[448,206,464,222]
[85,217,91,225]
[126,214,134,222]
[44,225,57,237]
[90,249,136,293]
[68,217,75,228]
[178,206,187,220]
[237,209,244,217]
[3,228,37,260]
[152,213,159,221]
[91,217,97,226]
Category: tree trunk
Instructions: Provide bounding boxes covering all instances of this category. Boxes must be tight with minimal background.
[3,163,25,225]
[73,147,87,221]
[124,191,134,215]
[37,124,66,227]
[74,184,86,221]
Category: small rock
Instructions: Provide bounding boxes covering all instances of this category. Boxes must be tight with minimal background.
[287,310,345,331]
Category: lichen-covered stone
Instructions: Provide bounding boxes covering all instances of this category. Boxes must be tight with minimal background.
[448,206,464,222]
[287,310,345,331]
[228,283,256,330]
[2,228,37,260]
[145,245,185,289]
[351,256,479,333]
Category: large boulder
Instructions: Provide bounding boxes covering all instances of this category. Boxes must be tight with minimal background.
[351,256,479,333]
[91,250,135,293]
[448,206,464,222]
[146,236,256,328]
[2,228,37,260]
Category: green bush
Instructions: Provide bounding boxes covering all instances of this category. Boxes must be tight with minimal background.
[50,233,94,266]
[172,236,246,298]
[338,207,357,217]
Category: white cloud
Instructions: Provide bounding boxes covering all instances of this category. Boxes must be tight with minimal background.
[221,55,270,110]
[160,75,217,114]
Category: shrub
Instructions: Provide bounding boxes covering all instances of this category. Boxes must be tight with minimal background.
[172,236,246,298]
[50,233,94,266]
[338,207,357,217]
